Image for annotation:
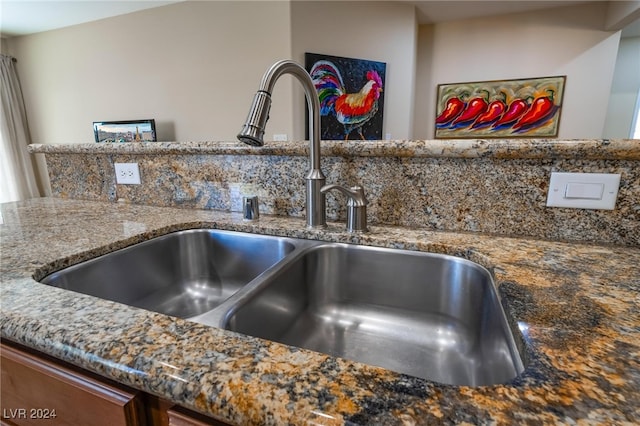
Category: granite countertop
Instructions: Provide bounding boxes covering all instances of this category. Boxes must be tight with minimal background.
[28,138,640,160]
[1,198,638,425]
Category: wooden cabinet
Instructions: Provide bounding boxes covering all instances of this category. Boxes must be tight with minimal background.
[1,342,231,426]
[144,398,229,426]
[1,342,144,426]
[167,408,225,426]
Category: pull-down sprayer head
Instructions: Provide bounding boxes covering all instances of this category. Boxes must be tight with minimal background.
[237,59,321,155]
[237,90,272,146]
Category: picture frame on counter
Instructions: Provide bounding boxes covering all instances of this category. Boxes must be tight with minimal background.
[434,75,566,139]
[93,119,157,143]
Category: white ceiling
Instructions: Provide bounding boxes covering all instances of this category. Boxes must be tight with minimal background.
[0,0,182,37]
[1,0,638,38]
[410,0,589,23]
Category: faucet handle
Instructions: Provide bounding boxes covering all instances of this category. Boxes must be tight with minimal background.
[321,184,368,233]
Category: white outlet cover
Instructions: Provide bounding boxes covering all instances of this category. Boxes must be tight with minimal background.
[546,172,620,210]
[114,163,141,185]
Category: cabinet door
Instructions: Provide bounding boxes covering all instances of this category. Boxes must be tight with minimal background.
[1,342,143,426]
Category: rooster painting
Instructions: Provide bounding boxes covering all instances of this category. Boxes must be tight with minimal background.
[306,53,385,140]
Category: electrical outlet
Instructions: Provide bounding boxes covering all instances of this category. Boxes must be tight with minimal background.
[114,163,141,185]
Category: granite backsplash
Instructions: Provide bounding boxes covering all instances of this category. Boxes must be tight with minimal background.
[29,139,639,246]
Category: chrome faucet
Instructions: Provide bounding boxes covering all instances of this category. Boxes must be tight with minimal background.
[237,60,326,228]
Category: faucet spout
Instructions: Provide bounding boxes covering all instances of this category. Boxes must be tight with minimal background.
[238,60,326,228]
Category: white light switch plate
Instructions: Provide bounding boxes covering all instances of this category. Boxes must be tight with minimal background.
[546,172,620,210]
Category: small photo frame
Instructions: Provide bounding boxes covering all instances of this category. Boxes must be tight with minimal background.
[434,76,566,139]
[93,119,157,143]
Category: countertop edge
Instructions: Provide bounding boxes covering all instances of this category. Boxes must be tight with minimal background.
[27,139,640,160]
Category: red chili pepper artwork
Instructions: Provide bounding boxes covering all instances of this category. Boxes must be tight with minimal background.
[491,97,531,129]
[435,94,467,127]
[471,92,507,129]
[451,90,489,127]
[512,90,556,131]
[434,76,565,138]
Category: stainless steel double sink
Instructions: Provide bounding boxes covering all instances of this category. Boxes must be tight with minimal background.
[41,229,524,386]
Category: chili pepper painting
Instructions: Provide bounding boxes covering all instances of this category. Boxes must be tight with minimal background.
[471,92,507,129]
[491,97,531,130]
[512,89,557,131]
[434,76,566,139]
[435,94,467,126]
[450,90,489,128]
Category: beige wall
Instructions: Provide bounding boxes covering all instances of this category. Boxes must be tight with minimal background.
[6,1,634,143]
[414,2,621,139]
[603,36,640,138]
[1,38,9,54]
[7,1,293,144]
[290,1,417,140]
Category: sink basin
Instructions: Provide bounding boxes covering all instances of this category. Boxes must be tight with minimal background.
[41,228,523,386]
[222,243,524,386]
[41,229,295,318]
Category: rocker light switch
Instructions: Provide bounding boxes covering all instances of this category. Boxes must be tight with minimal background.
[564,182,604,199]
[546,172,620,210]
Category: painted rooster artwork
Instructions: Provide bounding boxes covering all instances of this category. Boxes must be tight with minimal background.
[306,53,386,140]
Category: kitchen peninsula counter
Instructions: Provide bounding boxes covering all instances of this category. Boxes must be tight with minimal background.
[1,198,638,425]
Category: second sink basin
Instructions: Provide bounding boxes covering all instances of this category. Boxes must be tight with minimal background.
[41,229,295,318]
[223,243,524,386]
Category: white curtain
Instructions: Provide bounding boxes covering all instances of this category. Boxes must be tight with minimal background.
[0,54,40,203]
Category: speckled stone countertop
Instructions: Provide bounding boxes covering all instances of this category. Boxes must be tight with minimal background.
[29,138,640,246]
[1,198,639,425]
[29,138,639,160]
